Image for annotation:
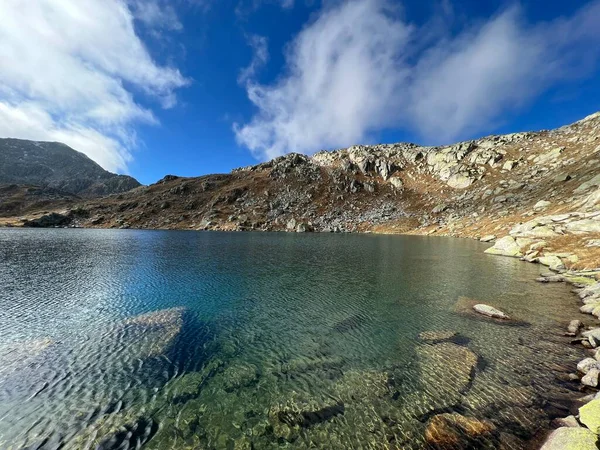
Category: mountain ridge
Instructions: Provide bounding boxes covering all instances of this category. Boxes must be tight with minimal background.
[0,138,141,198]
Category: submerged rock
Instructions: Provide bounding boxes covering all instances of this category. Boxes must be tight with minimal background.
[539,427,598,450]
[418,330,457,344]
[109,307,186,359]
[473,304,510,320]
[567,320,583,336]
[424,413,496,449]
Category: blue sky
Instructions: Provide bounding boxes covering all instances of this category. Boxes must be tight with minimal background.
[1,0,599,185]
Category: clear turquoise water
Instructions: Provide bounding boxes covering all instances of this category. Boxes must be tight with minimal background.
[0,229,584,449]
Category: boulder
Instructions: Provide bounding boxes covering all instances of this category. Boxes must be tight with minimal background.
[582,368,600,387]
[577,358,599,374]
[479,235,496,242]
[538,255,566,272]
[484,236,522,257]
[473,304,510,320]
[565,219,600,234]
[539,427,597,450]
[579,398,600,433]
[534,200,551,211]
[424,413,496,449]
[447,173,475,189]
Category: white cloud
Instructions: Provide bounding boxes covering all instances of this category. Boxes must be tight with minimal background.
[235,0,600,159]
[0,0,189,173]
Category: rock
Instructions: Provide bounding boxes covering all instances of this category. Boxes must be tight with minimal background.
[480,235,496,242]
[567,320,583,336]
[432,204,448,214]
[551,415,580,428]
[111,308,186,360]
[575,174,600,193]
[577,358,599,374]
[473,304,510,320]
[389,177,403,190]
[484,236,522,257]
[415,342,478,407]
[583,328,600,345]
[502,160,517,171]
[565,219,600,234]
[418,330,457,343]
[554,173,572,183]
[539,255,566,272]
[447,173,475,189]
[582,368,600,387]
[23,212,72,228]
[534,200,551,211]
[424,413,496,449]
[539,427,598,450]
[579,398,600,433]
[534,147,564,165]
[221,363,259,392]
[286,218,297,231]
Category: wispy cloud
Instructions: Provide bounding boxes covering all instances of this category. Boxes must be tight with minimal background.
[0,0,189,172]
[238,35,270,85]
[235,0,600,160]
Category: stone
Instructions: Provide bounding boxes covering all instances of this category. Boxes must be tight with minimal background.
[534,147,564,165]
[286,218,297,231]
[473,304,510,320]
[575,174,600,193]
[534,200,552,211]
[538,255,566,272]
[582,368,600,387]
[567,320,583,336]
[418,330,457,343]
[551,415,580,428]
[389,177,403,190]
[539,427,597,450]
[484,236,522,257]
[479,235,496,242]
[580,398,600,433]
[424,413,496,449]
[502,160,517,171]
[583,328,600,344]
[565,219,600,234]
[577,358,599,374]
[554,173,572,183]
[432,204,448,214]
[447,173,475,189]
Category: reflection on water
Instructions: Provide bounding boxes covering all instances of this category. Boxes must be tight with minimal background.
[0,229,584,449]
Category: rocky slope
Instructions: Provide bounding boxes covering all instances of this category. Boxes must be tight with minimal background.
[8,111,598,244]
[0,138,140,199]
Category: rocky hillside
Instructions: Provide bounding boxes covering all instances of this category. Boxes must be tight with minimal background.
[0,138,141,198]
[4,112,600,267]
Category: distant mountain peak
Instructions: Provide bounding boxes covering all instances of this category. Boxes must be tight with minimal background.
[0,138,141,197]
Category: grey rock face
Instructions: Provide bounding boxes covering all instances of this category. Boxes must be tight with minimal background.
[0,138,140,197]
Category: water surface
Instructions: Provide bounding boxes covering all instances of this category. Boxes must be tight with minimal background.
[0,229,583,449]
